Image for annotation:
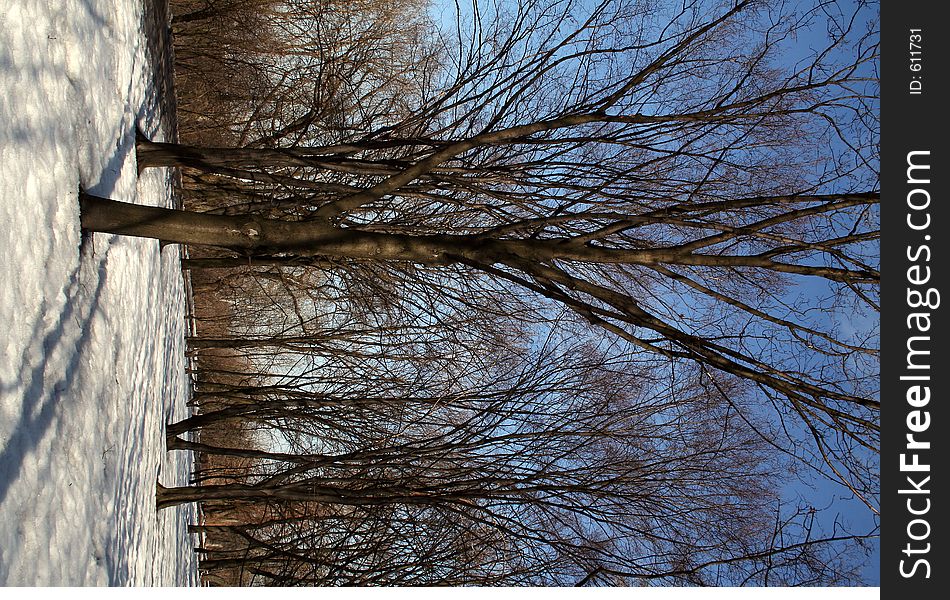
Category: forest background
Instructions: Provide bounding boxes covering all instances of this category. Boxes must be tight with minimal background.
[124,0,882,586]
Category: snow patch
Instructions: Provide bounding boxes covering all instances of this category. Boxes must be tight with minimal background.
[1,0,198,585]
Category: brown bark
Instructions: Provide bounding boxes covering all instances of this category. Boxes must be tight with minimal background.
[79,193,878,282]
[156,481,461,510]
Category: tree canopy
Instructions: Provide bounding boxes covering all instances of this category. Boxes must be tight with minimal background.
[84,0,879,585]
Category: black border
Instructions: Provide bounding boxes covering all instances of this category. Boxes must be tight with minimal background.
[882,0,945,593]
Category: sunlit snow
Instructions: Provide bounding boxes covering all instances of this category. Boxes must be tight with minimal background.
[0,0,198,585]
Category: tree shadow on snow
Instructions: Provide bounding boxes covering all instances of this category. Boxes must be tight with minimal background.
[0,109,138,478]
[0,241,110,509]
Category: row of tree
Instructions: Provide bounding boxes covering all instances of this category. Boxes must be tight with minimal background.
[92,0,879,585]
[165,287,867,584]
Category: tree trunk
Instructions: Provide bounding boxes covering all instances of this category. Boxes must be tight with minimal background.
[156,482,381,510]
[80,192,269,249]
[79,193,673,265]
[166,435,336,465]
[79,193,453,260]
[155,481,477,510]
[136,136,370,169]
[157,482,278,509]
[81,193,878,277]
[166,404,261,436]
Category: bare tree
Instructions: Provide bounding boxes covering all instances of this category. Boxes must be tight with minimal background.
[92,0,878,506]
[163,325,870,585]
[170,0,437,146]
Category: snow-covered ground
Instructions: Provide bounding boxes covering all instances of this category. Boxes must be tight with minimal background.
[0,0,198,585]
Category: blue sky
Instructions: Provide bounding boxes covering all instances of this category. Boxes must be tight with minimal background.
[423,0,880,583]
